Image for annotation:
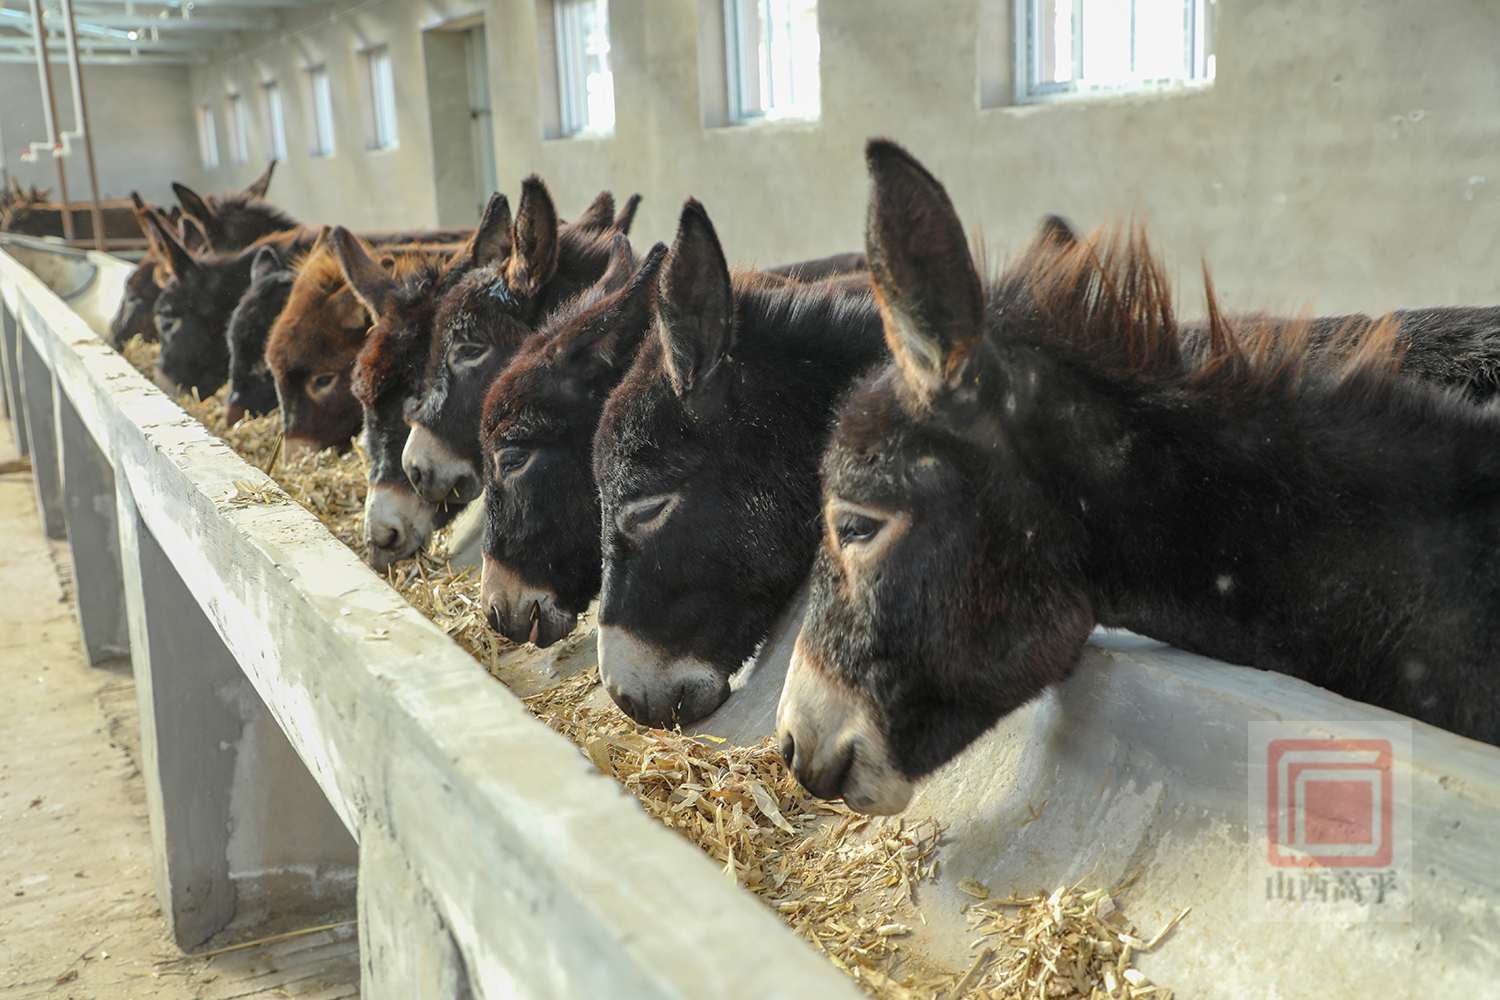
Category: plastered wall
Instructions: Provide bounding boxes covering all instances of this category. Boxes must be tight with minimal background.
[9,0,1497,316]
[0,62,202,209]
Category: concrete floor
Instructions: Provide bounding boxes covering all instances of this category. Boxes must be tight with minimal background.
[0,417,359,1000]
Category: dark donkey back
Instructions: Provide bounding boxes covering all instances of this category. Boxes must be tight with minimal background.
[777,140,1500,816]
[591,198,885,728]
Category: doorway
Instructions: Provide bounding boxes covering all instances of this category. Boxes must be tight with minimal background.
[423,17,497,227]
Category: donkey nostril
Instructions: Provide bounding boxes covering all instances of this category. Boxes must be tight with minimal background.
[407,464,424,490]
[612,689,639,721]
[778,732,795,769]
[486,604,503,633]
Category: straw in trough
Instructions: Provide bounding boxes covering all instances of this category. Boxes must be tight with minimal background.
[120,338,1187,1000]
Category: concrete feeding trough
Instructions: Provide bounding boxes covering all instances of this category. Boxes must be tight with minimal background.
[3,237,1497,999]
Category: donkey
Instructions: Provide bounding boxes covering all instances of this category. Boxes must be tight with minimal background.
[400,180,641,507]
[477,241,870,648]
[331,203,506,569]
[478,237,656,646]
[592,198,887,727]
[143,213,323,398]
[223,245,296,425]
[266,232,463,460]
[108,163,289,349]
[776,139,1500,816]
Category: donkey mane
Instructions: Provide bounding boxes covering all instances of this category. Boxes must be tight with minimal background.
[269,244,436,374]
[207,188,299,244]
[730,269,878,361]
[1014,225,1409,407]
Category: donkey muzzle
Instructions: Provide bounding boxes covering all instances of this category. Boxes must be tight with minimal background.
[597,625,732,727]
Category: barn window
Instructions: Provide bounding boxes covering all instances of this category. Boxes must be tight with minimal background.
[196,104,220,170]
[1017,0,1215,104]
[553,0,614,136]
[308,65,336,157]
[262,81,288,162]
[226,93,249,164]
[724,0,820,123]
[364,45,399,149]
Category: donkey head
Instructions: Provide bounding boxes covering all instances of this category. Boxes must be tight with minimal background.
[776,139,1093,814]
[147,212,254,399]
[109,192,172,348]
[403,180,630,507]
[479,235,654,647]
[338,226,467,569]
[224,245,295,425]
[266,229,373,459]
[592,199,886,727]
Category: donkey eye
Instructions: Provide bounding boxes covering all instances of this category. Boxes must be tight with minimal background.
[156,315,182,337]
[450,343,490,369]
[836,513,883,547]
[310,372,339,393]
[496,448,532,477]
[617,493,676,537]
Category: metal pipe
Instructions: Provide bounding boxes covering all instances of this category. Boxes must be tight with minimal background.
[25,0,74,242]
[59,0,104,250]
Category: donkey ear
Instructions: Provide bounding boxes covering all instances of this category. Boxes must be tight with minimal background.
[329,285,371,333]
[657,200,734,409]
[470,191,512,270]
[864,139,985,402]
[246,159,275,200]
[331,225,399,318]
[613,193,642,236]
[570,189,615,233]
[1035,214,1078,250]
[507,175,560,297]
[130,192,157,246]
[250,244,283,283]
[148,211,198,281]
[568,242,665,374]
[179,214,210,254]
[598,233,635,295]
[172,182,213,226]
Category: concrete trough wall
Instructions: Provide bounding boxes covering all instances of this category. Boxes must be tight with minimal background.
[0,245,863,1000]
[2,241,1498,999]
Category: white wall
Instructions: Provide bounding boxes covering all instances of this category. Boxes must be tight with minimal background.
[9,0,1489,317]
[0,62,205,208]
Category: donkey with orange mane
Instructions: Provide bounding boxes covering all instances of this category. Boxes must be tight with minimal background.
[777,140,1500,815]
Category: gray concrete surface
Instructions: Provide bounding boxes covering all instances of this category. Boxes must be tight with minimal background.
[155,0,1500,321]
[0,417,360,1000]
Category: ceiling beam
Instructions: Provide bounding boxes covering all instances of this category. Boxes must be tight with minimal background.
[0,29,231,51]
[0,47,199,63]
[64,5,281,32]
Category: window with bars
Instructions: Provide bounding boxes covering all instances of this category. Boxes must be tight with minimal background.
[226,92,249,164]
[262,80,288,162]
[553,0,614,136]
[307,65,336,156]
[196,104,220,170]
[364,45,399,149]
[724,0,820,123]
[1017,0,1215,104]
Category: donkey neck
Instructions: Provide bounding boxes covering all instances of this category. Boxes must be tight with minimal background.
[998,335,1500,670]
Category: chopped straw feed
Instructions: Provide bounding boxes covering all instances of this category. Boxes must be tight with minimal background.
[121,338,1185,999]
